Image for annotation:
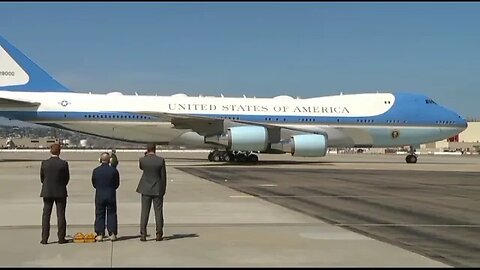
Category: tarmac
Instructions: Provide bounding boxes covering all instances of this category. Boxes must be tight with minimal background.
[0,150,479,267]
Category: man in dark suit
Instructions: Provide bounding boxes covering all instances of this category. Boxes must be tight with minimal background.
[92,152,120,241]
[40,143,70,244]
[137,143,167,241]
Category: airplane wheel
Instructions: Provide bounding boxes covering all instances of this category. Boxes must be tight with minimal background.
[236,153,247,163]
[222,152,232,162]
[406,155,417,163]
[247,154,259,163]
[213,152,221,162]
[208,152,214,162]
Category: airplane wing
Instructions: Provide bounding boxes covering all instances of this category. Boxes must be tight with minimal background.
[137,112,226,137]
[138,111,327,139]
[0,97,40,108]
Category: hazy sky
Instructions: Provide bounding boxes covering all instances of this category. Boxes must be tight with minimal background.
[0,2,479,121]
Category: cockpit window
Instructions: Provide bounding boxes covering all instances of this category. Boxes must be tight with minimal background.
[425,99,436,104]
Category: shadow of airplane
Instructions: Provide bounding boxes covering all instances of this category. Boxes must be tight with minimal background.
[0,159,42,162]
[176,160,333,167]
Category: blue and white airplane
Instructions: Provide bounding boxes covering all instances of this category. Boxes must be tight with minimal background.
[0,35,468,163]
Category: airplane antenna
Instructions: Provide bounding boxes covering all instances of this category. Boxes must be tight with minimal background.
[135,92,138,96]
[243,94,246,98]
[221,94,224,98]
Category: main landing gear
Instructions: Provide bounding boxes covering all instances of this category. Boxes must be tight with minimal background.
[208,150,259,163]
[405,145,418,164]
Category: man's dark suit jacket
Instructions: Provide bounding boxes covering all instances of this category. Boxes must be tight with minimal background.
[136,154,166,196]
[92,163,120,202]
[40,156,70,198]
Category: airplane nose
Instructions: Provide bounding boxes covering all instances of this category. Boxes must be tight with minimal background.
[453,113,468,130]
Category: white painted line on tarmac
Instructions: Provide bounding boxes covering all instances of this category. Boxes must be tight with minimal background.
[229,195,255,198]
[336,223,480,227]
[258,184,278,187]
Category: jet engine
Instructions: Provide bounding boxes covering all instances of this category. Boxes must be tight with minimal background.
[205,125,268,151]
[290,134,328,157]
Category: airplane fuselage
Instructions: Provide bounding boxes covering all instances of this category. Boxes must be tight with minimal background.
[0,91,467,149]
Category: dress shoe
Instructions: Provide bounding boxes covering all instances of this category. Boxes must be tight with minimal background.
[156,234,163,241]
[58,239,68,244]
[95,235,104,242]
[140,236,147,242]
[40,240,48,245]
[110,234,117,241]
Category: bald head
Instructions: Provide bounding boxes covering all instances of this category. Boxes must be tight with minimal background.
[100,152,111,163]
[50,143,61,156]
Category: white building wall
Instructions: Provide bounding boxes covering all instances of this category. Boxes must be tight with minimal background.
[458,122,480,143]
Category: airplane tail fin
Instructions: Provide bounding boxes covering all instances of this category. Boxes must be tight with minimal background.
[0,35,71,92]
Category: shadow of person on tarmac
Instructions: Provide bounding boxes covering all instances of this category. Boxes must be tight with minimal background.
[114,233,199,242]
